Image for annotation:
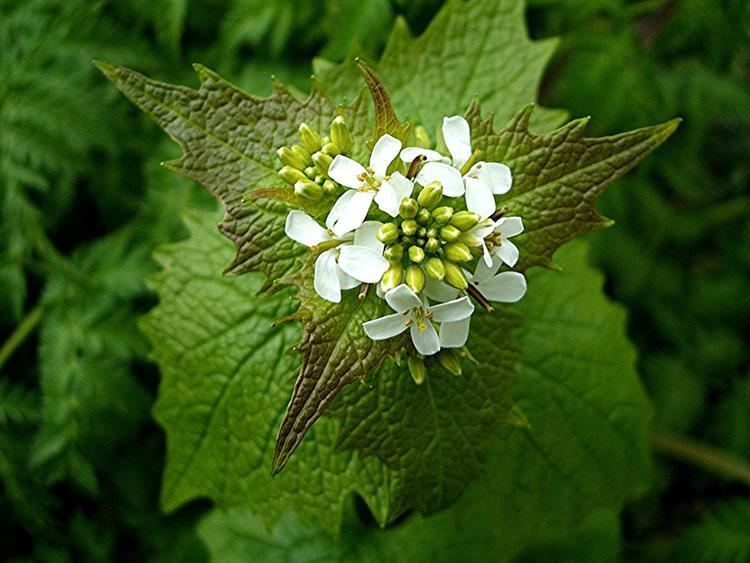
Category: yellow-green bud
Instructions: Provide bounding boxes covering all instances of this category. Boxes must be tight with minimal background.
[425,237,440,253]
[304,166,317,178]
[431,206,453,225]
[330,116,352,153]
[444,242,473,263]
[291,144,312,165]
[298,123,322,153]
[440,225,461,242]
[408,245,425,264]
[438,349,462,376]
[277,146,307,170]
[451,211,480,231]
[401,219,418,236]
[406,265,425,293]
[381,262,403,293]
[322,142,341,156]
[407,356,426,385]
[322,179,337,194]
[417,227,427,238]
[416,208,431,225]
[417,182,443,208]
[459,232,481,247]
[444,261,468,289]
[278,165,308,185]
[399,198,419,219]
[312,151,333,176]
[294,179,323,200]
[427,227,437,239]
[377,223,399,244]
[384,244,403,261]
[415,125,431,149]
[425,257,446,280]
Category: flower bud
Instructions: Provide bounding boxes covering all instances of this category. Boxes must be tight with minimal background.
[401,219,418,236]
[451,211,480,231]
[408,245,425,264]
[417,181,443,208]
[322,142,341,156]
[384,244,403,262]
[406,265,425,293]
[426,227,437,239]
[399,198,419,219]
[440,225,461,242]
[278,165,308,185]
[407,356,426,385]
[330,116,352,153]
[444,261,468,289]
[415,125,431,149]
[425,257,446,280]
[380,262,403,293]
[459,232,482,248]
[294,179,323,200]
[444,242,473,263]
[417,227,427,238]
[304,166,317,179]
[416,208,431,225]
[312,151,333,176]
[431,206,453,225]
[438,349,462,376]
[322,179,337,194]
[277,146,307,170]
[298,123,322,153]
[291,144,312,165]
[377,223,399,244]
[425,237,440,254]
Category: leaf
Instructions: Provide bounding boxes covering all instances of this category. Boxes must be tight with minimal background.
[355,59,411,145]
[671,499,750,563]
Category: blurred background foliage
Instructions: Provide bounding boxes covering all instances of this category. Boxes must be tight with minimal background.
[0,0,748,560]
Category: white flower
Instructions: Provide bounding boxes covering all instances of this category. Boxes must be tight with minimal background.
[462,215,524,267]
[400,116,513,218]
[423,256,527,305]
[326,134,414,236]
[363,285,474,355]
[285,211,388,303]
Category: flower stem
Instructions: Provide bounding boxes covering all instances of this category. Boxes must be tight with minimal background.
[651,431,750,487]
[0,304,44,372]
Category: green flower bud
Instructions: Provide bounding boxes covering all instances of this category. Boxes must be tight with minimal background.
[407,356,426,385]
[298,123,322,153]
[440,225,461,242]
[459,232,481,247]
[425,237,440,253]
[384,244,403,262]
[322,142,341,156]
[417,181,443,208]
[399,197,419,219]
[401,219,418,236]
[425,257,446,280]
[427,227,437,239]
[278,165,308,185]
[314,175,324,184]
[291,144,312,165]
[417,227,427,238]
[304,166,317,178]
[377,223,399,244]
[444,242,473,263]
[451,211,480,231]
[381,262,403,293]
[438,349,462,376]
[312,151,333,176]
[330,116,352,153]
[408,245,425,264]
[277,146,307,170]
[431,206,453,225]
[322,179,337,194]
[415,125,431,149]
[416,208,431,225]
[444,261,468,289]
[406,265,426,293]
[416,237,426,246]
[294,179,323,200]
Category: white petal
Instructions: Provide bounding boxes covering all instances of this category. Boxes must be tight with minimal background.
[331,191,375,237]
[388,172,414,202]
[363,312,409,340]
[495,216,524,238]
[464,175,497,219]
[338,267,360,290]
[416,162,465,197]
[384,284,422,313]
[353,221,384,252]
[314,249,342,303]
[373,182,399,217]
[429,296,474,323]
[482,242,493,267]
[400,147,447,163]
[442,115,472,168]
[285,210,330,247]
[409,318,440,356]
[370,134,401,177]
[471,254,503,284]
[475,162,512,194]
[326,189,355,230]
[439,317,471,348]
[338,245,389,283]
[468,218,495,240]
[495,240,519,267]
[328,155,367,189]
[477,271,527,303]
[424,277,461,302]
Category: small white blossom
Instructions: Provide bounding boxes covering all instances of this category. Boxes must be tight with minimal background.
[363,285,474,355]
[423,256,527,305]
[285,211,388,303]
[461,215,524,267]
[326,134,414,236]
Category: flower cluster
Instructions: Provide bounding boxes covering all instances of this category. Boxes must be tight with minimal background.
[280,114,527,382]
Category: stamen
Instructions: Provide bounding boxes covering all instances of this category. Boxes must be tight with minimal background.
[490,206,510,221]
[459,149,483,176]
[358,283,370,301]
[406,155,426,180]
[466,283,495,313]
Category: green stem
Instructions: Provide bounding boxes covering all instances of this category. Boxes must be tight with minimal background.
[0,304,44,371]
[651,431,750,487]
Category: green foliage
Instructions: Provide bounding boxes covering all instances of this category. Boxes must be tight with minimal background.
[671,500,750,563]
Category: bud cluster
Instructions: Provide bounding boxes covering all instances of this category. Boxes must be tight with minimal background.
[276,116,352,200]
[376,182,483,294]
